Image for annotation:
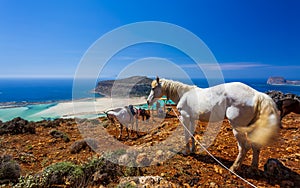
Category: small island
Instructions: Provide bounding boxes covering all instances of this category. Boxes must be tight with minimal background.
[267,77,300,86]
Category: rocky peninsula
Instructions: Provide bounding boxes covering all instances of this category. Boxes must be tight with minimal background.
[94,76,152,97]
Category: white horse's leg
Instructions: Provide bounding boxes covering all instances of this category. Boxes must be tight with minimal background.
[230,129,251,171]
[251,144,261,170]
[125,124,129,138]
[190,119,196,153]
[130,120,134,136]
[118,123,123,139]
[135,117,139,137]
[179,110,191,155]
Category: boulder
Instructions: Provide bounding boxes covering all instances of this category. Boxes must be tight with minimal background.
[0,155,21,183]
[118,176,176,187]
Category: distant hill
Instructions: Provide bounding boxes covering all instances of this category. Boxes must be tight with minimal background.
[267,77,300,85]
[94,76,153,97]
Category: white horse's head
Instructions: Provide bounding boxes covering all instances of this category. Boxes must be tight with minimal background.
[147,77,163,105]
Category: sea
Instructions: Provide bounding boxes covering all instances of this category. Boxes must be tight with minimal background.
[1,78,300,122]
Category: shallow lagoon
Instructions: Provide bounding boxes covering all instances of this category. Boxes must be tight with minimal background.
[0,103,58,122]
[0,99,148,122]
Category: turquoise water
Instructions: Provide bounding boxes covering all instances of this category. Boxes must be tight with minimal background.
[0,103,149,122]
[1,78,300,122]
[0,103,58,122]
[0,78,103,122]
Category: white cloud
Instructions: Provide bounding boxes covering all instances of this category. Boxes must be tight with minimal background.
[267,65,300,69]
[180,62,268,70]
[219,62,268,70]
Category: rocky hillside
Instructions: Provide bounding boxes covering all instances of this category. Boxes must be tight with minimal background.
[94,76,153,97]
[1,109,299,187]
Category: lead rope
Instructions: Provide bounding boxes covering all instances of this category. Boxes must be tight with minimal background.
[172,108,257,188]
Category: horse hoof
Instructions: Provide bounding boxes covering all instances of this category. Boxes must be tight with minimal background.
[191,148,196,154]
[181,150,190,156]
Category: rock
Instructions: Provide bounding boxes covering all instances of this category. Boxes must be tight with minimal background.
[0,117,35,135]
[281,180,294,187]
[0,155,21,183]
[84,138,98,150]
[49,129,70,142]
[129,181,137,187]
[136,153,151,166]
[118,154,130,165]
[70,140,88,154]
[92,171,108,184]
[151,150,166,166]
[285,147,293,153]
[155,150,164,159]
[126,148,139,157]
[265,90,284,101]
[209,182,218,188]
[118,176,174,187]
[263,158,297,185]
[266,90,300,115]
[264,158,283,177]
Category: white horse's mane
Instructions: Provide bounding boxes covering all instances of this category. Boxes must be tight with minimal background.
[160,78,196,103]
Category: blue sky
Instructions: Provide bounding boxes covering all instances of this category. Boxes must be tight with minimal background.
[0,0,299,79]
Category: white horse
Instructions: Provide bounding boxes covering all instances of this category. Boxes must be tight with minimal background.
[147,77,280,172]
[105,105,139,139]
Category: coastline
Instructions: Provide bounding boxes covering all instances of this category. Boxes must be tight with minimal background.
[267,83,300,87]
[2,77,300,122]
[34,96,147,118]
[0,97,147,122]
[0,100,60,109]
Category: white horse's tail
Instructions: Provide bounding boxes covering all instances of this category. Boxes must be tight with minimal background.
[237,93,280,146]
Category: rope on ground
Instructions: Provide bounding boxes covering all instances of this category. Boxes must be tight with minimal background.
[172,108,257,188]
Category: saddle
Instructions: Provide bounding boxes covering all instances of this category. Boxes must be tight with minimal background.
[125,105,136,122]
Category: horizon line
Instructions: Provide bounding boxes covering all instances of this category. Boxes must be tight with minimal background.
[0,76,278,80]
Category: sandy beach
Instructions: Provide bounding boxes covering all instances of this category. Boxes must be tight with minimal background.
[30,97,147,119]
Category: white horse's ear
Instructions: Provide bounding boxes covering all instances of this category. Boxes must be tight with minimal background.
[156,76,160,83]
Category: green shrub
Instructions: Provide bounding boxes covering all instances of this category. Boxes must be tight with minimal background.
[14,162,84,188]
[49,129,70,142]
[41,162,84,186]
[14,155,142,187]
